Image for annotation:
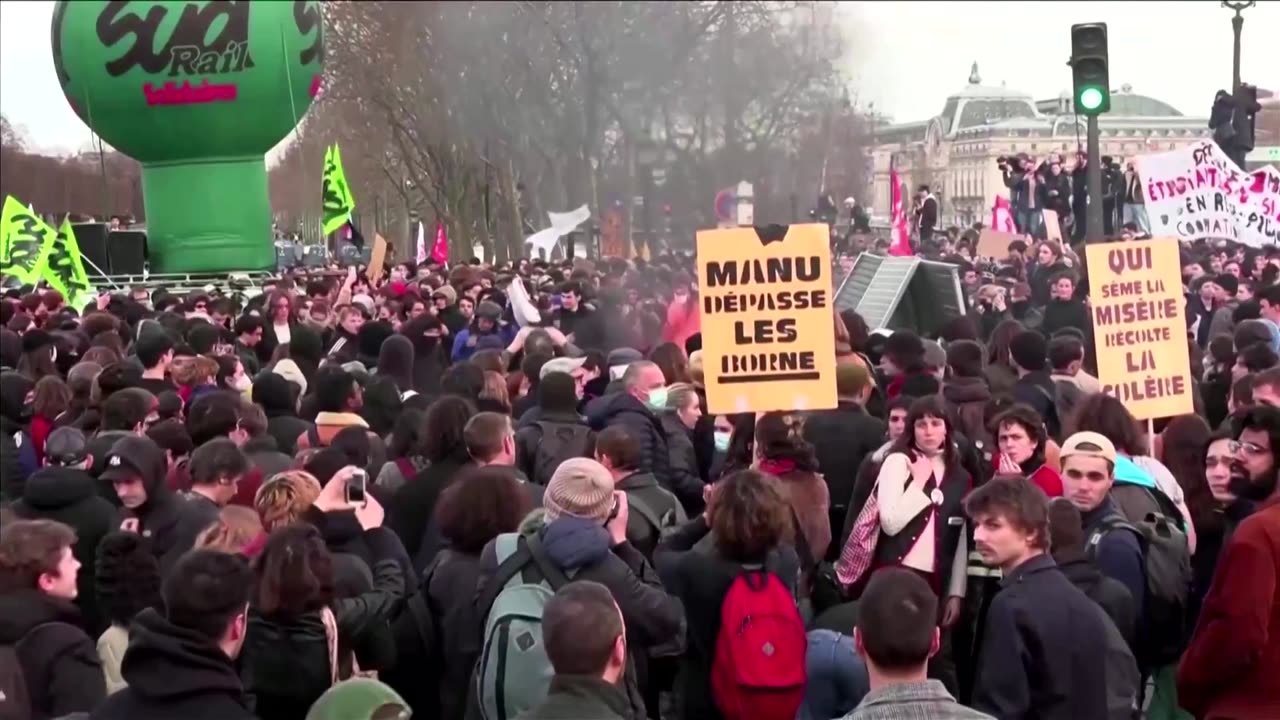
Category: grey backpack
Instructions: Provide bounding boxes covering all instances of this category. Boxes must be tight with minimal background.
[475,533,571,720]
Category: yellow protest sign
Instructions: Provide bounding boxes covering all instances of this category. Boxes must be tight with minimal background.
[1086,238,1193,420]
[697,223,837,414]
[0,196,57,286]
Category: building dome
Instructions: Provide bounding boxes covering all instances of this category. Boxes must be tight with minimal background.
[939,63,1038,136]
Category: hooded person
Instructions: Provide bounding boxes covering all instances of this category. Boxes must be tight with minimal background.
[356,321,396,372]
[253,372,313,456]
[376,334,421,404]
[11,427,118,635]
[0,370,36,500]
[400,314,450,397]
[100,435,185,573]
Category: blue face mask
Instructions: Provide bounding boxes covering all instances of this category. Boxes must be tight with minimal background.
[646,387,669,410]
[714,431,731,453]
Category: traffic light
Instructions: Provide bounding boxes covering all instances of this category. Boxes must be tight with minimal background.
[1071,23,1110,115]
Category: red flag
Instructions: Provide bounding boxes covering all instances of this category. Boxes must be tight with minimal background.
[888,166,913,256]
[431,221,448,264]
[991,195,1017,233]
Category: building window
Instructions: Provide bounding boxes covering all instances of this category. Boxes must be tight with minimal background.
[1031,144,1037,151]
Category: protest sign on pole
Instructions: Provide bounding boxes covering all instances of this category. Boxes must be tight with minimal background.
[367,233,388,283]
[976,228,1021,260]
[1136,140,1279,247]
[1085,238,1193,420]
[1042,209,1063,244]
[697,223,837,414]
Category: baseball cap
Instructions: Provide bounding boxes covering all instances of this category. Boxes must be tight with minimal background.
[305,678,410,720]
[1060,432,1117,465]
[99,449,147,484]
[540,356,587,380]
[45,427,89,466]
[544,458,616,522]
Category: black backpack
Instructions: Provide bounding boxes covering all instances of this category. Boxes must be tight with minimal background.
[1086,498,1192,669]
[1,623,65,720]
[531,422,593,485]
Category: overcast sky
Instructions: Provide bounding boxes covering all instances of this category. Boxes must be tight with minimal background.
[3,0,1277,156]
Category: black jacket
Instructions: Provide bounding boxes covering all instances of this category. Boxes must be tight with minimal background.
[12,466,118,634]
[89,608,253,720]
[803,401,887,555]
[1013,371,1061,439]
[972,554,1110,720]
[241,552,405,720]
[0,588,105,720]
[265,415,312,457]
[1038,170,1072,215]
[659,412,704,514]
[942,379,994,454]
[586,393,672,496]
[1030,261,1071,308]
[518,675,631,720]
[1056,553,1138,648]
[617,471,687,561]
[111,435,189,574]
[514,410,593,486]
[655,517,801,720]
[387,449,470,561]
[1041,299,1093,345]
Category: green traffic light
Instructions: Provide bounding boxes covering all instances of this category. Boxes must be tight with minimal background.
[1079,87,1105,111]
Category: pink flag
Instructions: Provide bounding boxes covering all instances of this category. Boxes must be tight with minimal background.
[415,221,427,264]
[888,166,913,256]
[991,195,1017,233]
[431,221,448,264]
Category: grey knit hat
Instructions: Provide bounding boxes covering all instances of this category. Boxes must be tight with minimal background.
[544,458,616,522]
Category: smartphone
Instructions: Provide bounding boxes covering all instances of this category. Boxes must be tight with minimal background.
[345,470,368,505]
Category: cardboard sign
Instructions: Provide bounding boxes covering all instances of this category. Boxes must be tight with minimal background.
[367,233,388,282]
[976,228,1021,260]
[1042,209,1063,244]
[1137,140,1280,247]
[697,224,837,414]
[1085,238,1193,420]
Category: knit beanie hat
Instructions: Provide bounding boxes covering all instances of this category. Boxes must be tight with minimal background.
[305,678,411,720]
[544,457,616,522]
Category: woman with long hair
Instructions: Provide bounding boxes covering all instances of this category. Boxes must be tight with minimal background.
[871,395,970,613]
[257,291,297,367]
[17,329,59,383]
[656,469,801,720]
[242,518,404,720]
[650,342,691,385]
[754,411,831,565]
[31,375,71,464]
[387,396,477,561]
[1188,433,1256,628]
[374,408,428,494]
[984,318,1025,396]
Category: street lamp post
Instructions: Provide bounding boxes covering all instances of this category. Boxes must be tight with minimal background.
[1223,1,1254,94]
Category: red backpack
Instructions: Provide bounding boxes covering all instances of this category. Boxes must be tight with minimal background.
[711,569,807,720]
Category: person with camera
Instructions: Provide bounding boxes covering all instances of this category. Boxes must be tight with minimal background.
[1038,156,1072,240]
[998,154,1041,237]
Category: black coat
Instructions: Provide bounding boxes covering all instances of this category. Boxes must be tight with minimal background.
[1056,554,1137,648]
[519,675,631,720]
[803,401,887,555]
[265,414,313,457]
[655,517,801,720]
[12,466,119,634]
[1013,371,1061,439]
[90,608,253,720]
[387,449,470,561]
[972,555,1110,720]
[241,555,405,720]
[1041,299,1093,342]
[0,588,105,719]
[586,393,672,496]
[659,413,704,514]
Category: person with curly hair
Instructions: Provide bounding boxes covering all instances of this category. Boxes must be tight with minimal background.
[655,469,802,720]
[253,470,323,532]
[93,531,162,694]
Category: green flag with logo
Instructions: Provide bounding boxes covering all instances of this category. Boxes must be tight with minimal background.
[0,195,57,286]
[322,143,356,235]
[40,217,96,306]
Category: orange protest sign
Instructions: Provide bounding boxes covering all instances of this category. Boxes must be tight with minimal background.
[367,233,388,283]
[1085,238,1193,420]
[697,224,837,414]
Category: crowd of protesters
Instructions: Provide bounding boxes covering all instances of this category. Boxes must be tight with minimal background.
[0,230,1277,720]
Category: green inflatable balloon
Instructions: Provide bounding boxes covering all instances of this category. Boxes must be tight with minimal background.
[52,1,324,273]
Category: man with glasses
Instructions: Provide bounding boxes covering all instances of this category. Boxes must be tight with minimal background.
[1179,406,1280,718]
[1058,432,1146,630]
